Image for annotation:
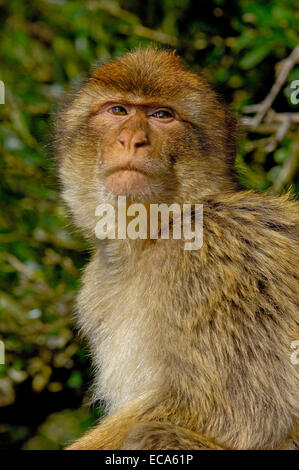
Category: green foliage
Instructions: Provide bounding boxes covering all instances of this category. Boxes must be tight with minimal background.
[0,0,298,449]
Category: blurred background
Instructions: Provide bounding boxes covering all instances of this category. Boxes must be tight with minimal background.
[0,0,298,450]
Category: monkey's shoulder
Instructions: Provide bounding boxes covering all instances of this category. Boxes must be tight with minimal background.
[184,190,299,282]
[202,190,298,240]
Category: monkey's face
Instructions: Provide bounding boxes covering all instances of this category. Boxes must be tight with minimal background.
[89,99,190,203]
[56,48,236,235]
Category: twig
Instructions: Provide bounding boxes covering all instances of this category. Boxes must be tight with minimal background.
[25,22,54,45]
[241,46,299,193]
[246,45,299,128]
[241,111,299,128]
[242,111,298,155]
[87,0,179,46]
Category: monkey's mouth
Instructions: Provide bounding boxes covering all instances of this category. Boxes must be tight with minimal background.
[105,168,152,197]
[105,166,149,178]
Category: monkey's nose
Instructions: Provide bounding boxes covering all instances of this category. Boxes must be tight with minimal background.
[117,129,149,150]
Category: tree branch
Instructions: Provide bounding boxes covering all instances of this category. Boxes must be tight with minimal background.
[244,45,299,128]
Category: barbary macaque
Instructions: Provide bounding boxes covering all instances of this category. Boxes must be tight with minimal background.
[55,48,299,450]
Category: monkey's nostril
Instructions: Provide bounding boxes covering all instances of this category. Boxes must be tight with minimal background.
[118,137,126,147]
[133,134,149,148]
[135,140,146,148]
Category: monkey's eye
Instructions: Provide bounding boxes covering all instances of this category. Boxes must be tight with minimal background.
[109,106,128,116]
[151,110,173,120]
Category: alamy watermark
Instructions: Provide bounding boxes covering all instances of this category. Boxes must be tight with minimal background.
[0,80,4,104]
[95,196,203,250]
[290,340,299,365]
[0,340,4,364]
[290,80,299,105]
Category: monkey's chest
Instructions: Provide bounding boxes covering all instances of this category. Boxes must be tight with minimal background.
[92,286,164,413]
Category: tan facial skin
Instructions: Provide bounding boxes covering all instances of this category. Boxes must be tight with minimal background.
[89,100,184,200]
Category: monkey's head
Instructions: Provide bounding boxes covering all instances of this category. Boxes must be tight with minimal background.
[55,48,236,235]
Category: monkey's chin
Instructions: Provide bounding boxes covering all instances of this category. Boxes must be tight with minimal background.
[105,170,153,201]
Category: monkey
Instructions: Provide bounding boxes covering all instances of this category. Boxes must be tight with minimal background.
[54,48,299,450]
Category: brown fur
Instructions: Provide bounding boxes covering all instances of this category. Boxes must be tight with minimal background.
[55,48,299,450]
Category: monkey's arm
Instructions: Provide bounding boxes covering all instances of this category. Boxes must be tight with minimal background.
[121,422,225,450]
[66,416,129,450]
[65,398,225,450]
[66,416,225,450]
[66,400,140,449]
